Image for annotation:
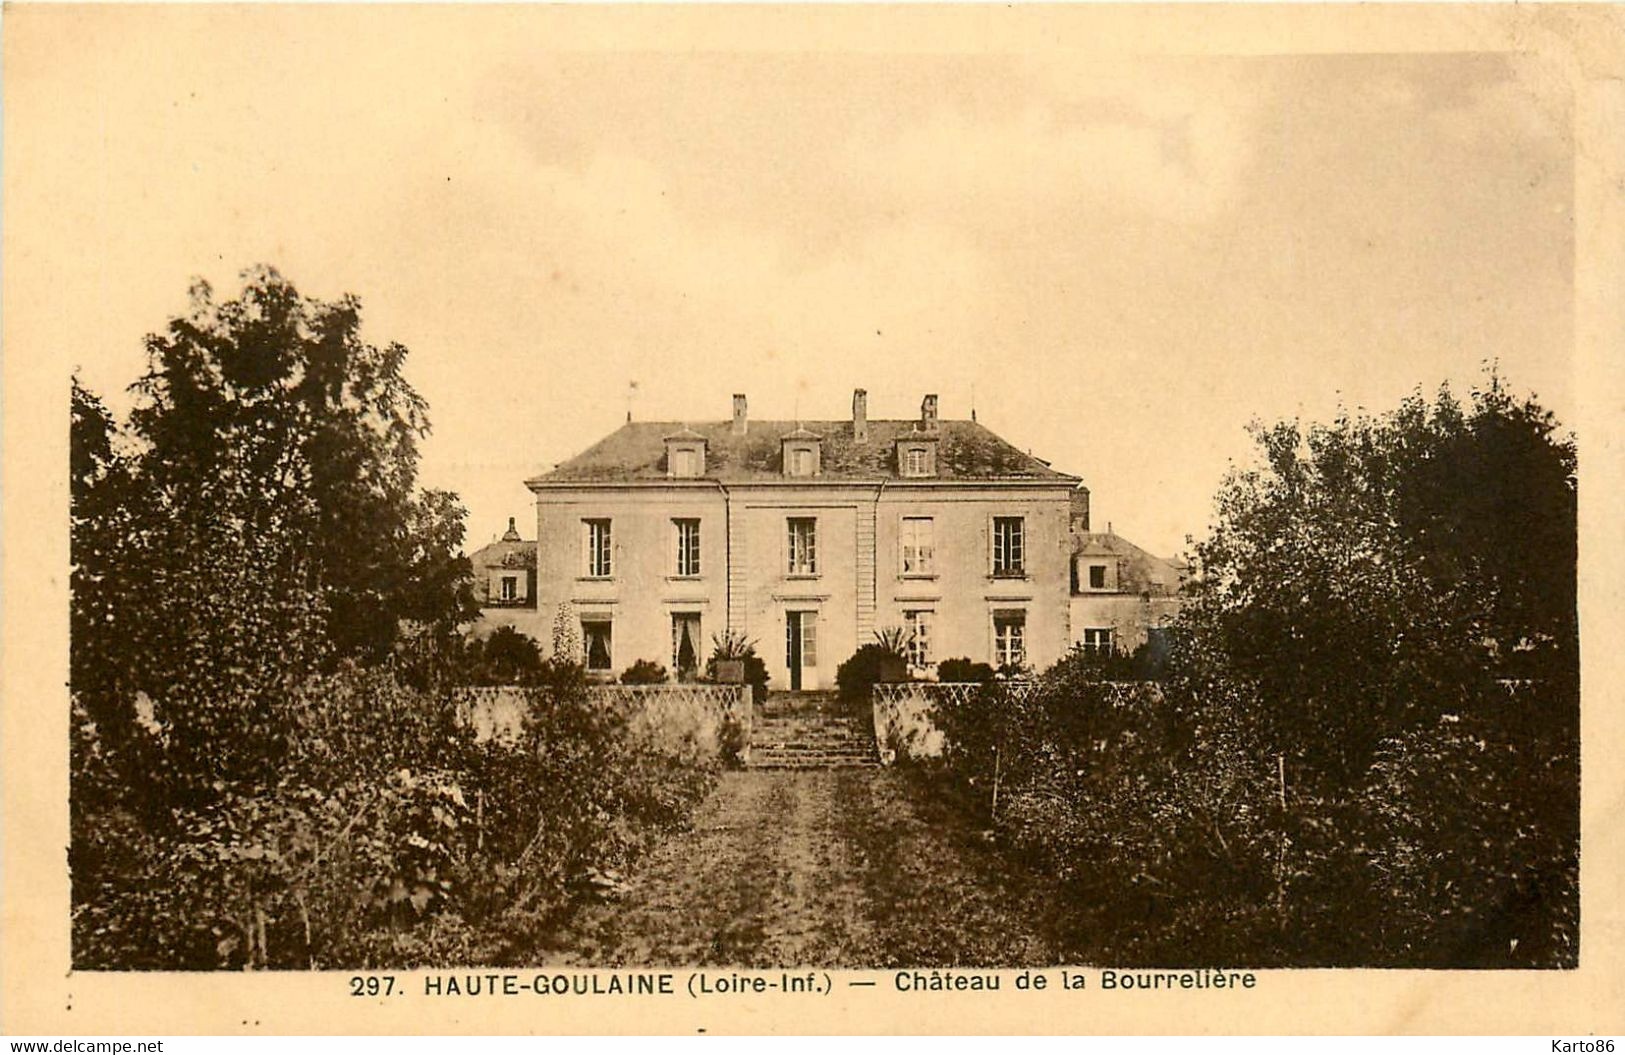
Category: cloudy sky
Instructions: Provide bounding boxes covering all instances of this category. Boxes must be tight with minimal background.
[11,7,1576,556]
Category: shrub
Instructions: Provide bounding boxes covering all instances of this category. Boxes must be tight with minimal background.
[836,644,888,702]
[620,659,669,685]
[1054,642,1167,682]
[464,626,544,685]
[718,714,749,769]
[836,632,911,702]
[71,661,718,969]
[936,657,994,684]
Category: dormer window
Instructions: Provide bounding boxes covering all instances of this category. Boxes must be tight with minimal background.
[895,437,938,478]
[664,428,707,478]
[781,427,822,478]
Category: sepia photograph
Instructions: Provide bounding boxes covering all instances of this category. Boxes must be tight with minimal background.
[4,1,1622,1038]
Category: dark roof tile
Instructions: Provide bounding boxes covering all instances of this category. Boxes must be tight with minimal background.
[529,419,1076,484]
[470,539,536,570]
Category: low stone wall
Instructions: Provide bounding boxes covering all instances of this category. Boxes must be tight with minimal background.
[455,683,752,762]
[594,683,753,763]
[870,682,1034,764]
[455,686,530,743]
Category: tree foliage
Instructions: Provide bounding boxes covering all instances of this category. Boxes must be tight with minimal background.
[1183,373,1577,785]
[932,372,1579,966]
[1172,373,1580,964]
[125,266,479,658]
[70,267,479,795]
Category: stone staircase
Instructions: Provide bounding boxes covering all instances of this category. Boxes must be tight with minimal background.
[747,691,878,769]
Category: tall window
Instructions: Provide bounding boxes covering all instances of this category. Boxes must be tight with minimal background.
[904,609,933,670]
[584,519,612,577]
[787,517,817,575]
[1082,627,1114,655]
[904,447,928,476]
[992,517,1025,576]
[994,612,1026,669]
[499,575,518,602]
[674,518,701,576]
[900,517,934,576]
[582,619,613,672]
[1088,564,1107,589]
[672,613,702,679]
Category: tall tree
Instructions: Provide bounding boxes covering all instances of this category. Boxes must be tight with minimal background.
[125,266,477,662]
[1181,372,1577,782]
[71,268,477,790]
[1173,373,1578,964]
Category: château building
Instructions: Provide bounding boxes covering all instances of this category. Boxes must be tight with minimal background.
[519,390,1086,689]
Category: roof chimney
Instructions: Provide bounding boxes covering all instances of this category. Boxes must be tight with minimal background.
[502,516,522,542]
[920,393,938,429]
[1070,486,1091,533]
[852,388,869,443]
[731,393,747,435]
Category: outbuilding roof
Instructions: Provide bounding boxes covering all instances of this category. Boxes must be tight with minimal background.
[469,538,535,571]
[1071,531,1187,595]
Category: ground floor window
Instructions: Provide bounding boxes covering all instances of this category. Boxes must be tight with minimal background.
[1082,627,1114,655]
[582,618,613,672]
[993,611,1026,669]
[672,613,702,680]
[904,609,933,670]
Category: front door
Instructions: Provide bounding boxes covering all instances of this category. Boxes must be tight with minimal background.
[786,612,803,691]
[785,610,818,691]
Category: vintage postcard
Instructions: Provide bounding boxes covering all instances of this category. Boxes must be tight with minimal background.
[3,2,1623,1037]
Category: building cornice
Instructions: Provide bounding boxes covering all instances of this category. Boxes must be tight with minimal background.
[526,475,1080,492]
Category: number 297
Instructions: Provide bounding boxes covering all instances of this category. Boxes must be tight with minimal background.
[350,975,396,997]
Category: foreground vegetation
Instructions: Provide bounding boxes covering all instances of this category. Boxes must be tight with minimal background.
[72,658,718,969]
[935,377,1579,968]
[69,269,718,968]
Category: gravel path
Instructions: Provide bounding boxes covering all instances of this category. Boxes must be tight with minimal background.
[532,769,1065,968]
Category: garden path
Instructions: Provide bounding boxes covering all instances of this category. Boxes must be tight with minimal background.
[531,769,1069,967]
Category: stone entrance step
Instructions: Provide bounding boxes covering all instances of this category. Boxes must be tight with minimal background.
[760,689,845,717]
[747,697,877,769]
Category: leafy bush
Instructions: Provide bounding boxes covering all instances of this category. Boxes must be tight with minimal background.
[464,627,544,685]
[718,714,749,769]
[935,657,994,684]
[836,641,910,702]
[620,659,669,685]
[1055,641,1168,682]
[72,661,718,969]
